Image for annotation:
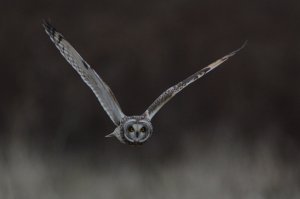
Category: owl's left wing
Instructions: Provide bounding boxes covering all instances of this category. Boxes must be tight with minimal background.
[144,42,246,120]
[43,20,125,125]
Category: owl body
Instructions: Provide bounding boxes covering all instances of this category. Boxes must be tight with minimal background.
[110,115,153,145]
[43,20,245,145]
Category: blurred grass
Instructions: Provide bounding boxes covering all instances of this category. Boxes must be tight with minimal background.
[1,132,299,199]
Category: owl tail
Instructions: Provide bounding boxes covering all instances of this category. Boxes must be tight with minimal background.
[105,132,115,137]
[105,126,125,144]
[105,126,120,138]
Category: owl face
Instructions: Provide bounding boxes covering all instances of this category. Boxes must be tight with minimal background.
[122,117,153,145]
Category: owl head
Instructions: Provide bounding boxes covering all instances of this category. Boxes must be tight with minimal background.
[122,117,153,144]
[106,116,153,145]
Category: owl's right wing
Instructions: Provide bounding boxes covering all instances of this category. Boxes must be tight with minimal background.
[144,42,246,120]
[43,20,125,125]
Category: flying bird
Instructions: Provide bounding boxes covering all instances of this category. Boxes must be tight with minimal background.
[43,20,246,145]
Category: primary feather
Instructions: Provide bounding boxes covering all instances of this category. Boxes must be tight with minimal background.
[144,42,247,120]
[43,20,125,125]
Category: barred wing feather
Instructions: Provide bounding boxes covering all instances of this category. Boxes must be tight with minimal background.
[144,42,246,120]
[43,21,125,125]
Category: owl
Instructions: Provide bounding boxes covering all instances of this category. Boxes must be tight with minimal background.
[43,20,246,145]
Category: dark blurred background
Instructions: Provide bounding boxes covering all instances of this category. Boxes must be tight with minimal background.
[0,0,299,198]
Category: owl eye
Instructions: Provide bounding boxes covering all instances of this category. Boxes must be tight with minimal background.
[140,127,146,132]
[128,126,134,132]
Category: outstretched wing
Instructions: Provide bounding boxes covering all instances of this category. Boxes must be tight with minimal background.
[43,20,125,125]
[144,42,247,120]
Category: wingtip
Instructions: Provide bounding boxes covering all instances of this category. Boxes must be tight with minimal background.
[42,19,50,28]
[42,19,56,36]
[240,40,248,50]
[228,40,248,57]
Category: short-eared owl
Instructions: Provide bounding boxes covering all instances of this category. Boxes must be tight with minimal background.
[43,20,246,145]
